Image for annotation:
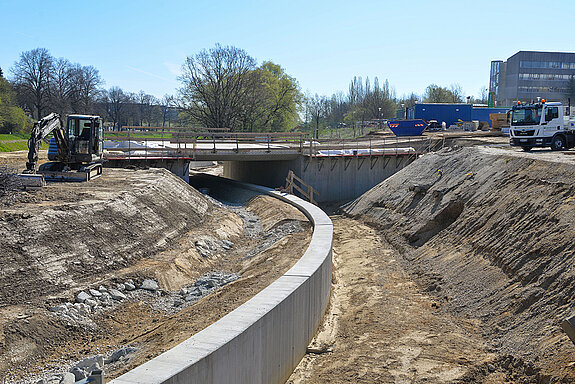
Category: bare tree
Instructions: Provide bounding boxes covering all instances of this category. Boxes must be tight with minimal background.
[10,48,54,119]
[70,65,103,113]
[49,58,74,116]
[178,44,257,130]
[449,83,464,103]
[103,87,129,130]
[137,91,158,126]
[160,94,175,127]
[306,93,329,139]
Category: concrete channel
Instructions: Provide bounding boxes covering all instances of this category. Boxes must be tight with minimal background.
[109,177,333,384]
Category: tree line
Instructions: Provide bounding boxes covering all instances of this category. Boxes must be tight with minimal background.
[3,48,179,132]
[301,80,489,136]
[1,44,492,136]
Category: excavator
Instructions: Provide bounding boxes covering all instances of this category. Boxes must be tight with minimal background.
[20,113,104,186]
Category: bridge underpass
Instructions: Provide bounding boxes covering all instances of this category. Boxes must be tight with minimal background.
[103,128,438,203]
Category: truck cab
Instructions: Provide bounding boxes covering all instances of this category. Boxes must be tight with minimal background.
[509,101,575,151]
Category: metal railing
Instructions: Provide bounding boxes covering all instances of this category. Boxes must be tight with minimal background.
[103,127,437,161]
[104,127,307,160]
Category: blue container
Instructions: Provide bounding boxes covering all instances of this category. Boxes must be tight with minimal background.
[409,103,472,128]
[387,119,428,136]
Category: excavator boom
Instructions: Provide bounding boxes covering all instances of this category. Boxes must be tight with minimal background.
[25,113,69,173]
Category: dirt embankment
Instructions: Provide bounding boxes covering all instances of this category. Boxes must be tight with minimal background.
[0,168,211,307]
[342,146,575,382]
[0,167,312,382]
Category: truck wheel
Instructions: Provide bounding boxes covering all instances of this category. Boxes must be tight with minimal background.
[551,135,566,151]
[522,146,532,152]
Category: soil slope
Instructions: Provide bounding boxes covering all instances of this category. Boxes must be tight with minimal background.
[0,168,210,307]
[343,146,575,381]
[0,169,312,382]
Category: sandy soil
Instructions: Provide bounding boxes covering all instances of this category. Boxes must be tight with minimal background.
[0,150,48,172]
[335,146,575,382]
[289,217,503,383]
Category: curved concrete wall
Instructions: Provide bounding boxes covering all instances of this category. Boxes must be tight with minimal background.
[109,179,333,384]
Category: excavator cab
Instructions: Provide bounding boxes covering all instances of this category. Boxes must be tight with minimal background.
[63,115,104,163]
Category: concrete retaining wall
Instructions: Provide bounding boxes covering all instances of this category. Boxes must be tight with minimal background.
[224,155,416,202]
[109,179,333,384]
[105,159,190,182]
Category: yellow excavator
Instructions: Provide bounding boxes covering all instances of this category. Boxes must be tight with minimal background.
[20,113,104,186]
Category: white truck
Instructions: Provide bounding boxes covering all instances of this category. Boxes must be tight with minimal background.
[509,100,575,151]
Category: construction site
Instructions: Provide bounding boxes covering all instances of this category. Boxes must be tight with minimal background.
[2,123,575,384]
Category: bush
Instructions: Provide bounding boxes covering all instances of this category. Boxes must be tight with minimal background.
[0,106,29,134]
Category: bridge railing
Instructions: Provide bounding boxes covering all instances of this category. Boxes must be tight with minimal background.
[303,135,434,159]
[103,126,436,160]
[104,127,309,159]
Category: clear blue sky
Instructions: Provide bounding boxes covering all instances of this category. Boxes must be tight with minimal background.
[1,0,574,100]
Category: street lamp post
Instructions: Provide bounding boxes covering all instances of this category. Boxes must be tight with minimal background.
[378,107,382,131]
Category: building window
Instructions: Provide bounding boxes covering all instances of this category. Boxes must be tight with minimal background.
[520,61,575,70]
[518,86,568,93]
[519,73,574,81]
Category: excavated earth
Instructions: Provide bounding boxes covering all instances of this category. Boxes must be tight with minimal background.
[292,146,575,383]
[0,165,311,382]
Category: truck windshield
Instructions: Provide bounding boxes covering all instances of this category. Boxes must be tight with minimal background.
[512,107,542,126]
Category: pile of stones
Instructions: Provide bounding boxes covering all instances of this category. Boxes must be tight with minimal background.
[49,279,159,327]
[41,273,238,382]
[35,347,137,384]
[173,272,240,308]
[194,237,234,258]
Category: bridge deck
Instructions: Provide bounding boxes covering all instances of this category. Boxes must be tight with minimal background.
[103,129,433,162]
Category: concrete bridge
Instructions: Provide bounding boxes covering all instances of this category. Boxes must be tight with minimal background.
[103,128,439,202]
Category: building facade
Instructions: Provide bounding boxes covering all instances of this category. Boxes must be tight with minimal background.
[489,51,575,107]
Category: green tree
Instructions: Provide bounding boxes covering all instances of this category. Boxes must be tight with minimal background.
[423,84,463,103]
[239,61,301,131]
[0,77,29,133]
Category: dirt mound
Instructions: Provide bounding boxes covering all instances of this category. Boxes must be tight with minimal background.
[344,146,575,381]
[0,168,211,307]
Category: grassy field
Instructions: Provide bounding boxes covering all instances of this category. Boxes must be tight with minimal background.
[0,134,48,152]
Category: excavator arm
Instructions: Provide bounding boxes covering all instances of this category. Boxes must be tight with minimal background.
[24,113,70,173]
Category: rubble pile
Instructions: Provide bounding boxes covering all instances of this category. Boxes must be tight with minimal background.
[49,279,156,327]
[174,271,240,307]
[33,347,138,384]
[49,272,241,327]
